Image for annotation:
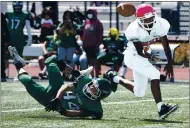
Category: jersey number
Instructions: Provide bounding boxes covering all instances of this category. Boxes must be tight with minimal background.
[64,92,79,110]
[11,19,20,29]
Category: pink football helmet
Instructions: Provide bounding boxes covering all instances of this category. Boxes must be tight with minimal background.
[136,4,156,31]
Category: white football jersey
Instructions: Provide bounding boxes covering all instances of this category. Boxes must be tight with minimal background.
[125,16,170,43]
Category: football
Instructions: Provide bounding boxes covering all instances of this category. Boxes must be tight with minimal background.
[116,3,136,17]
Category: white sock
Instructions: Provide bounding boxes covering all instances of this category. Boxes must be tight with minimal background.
[157,102,164,112]
[113,76,121,84]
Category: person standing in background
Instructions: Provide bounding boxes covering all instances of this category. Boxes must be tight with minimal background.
[57,10,78,80]
[82,9,103,79]
[6,1,32,56]
[1,13,10,82]
[6,1,32,81]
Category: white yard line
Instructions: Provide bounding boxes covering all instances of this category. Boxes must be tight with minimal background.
[2,97,188,113]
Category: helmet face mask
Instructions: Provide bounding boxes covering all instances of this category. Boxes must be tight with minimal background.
[136,4,156,31]
[83,79,112,100]
[83,80,101,100]
[12,1,23,13]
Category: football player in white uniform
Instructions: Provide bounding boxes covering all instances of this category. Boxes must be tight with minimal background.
[105,3,178,119]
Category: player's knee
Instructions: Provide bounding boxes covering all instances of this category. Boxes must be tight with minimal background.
[18,74,32,85]
[149,69,160,80]
[48,63,58,71]
[44,55,57,66]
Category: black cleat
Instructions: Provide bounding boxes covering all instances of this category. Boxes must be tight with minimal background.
[158,103,178,120]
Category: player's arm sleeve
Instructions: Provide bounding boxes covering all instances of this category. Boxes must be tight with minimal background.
[25,20,32,45]
[160,18,170,37]
[124,27,139,42]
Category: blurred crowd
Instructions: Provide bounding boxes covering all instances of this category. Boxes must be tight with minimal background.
[1,1,128,82]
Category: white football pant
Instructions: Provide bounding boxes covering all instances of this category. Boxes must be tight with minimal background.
[123,42,160,97]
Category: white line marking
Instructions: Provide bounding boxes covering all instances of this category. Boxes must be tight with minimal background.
[2,97,188,113]
[2,108,44,113]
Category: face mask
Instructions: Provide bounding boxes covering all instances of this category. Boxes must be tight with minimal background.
[87,14,93,19]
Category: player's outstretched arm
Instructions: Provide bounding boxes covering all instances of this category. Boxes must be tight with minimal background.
[160,36,174,79]
[45,84,75,112]
[56,84,75,100]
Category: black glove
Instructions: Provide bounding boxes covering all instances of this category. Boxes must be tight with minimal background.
[45,98,61,112]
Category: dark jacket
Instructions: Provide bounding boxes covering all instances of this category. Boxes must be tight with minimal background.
[82,9,103,49]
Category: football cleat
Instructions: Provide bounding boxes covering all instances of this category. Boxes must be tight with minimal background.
[80,66,93,76]
[8,46,25,68]
[158,103,178,120]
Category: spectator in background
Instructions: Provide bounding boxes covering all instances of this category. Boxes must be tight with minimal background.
[71,35,88,71]
[6,1,32,81]
[97,28,124,73]
[82,9,103,79]
[57,10,78,80]
[39,7,55,43]
[1,13,10,82]
[38,34,59,79]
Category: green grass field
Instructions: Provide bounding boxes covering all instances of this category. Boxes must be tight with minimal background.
[1,80,189,128]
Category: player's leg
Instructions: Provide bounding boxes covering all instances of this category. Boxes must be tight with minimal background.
[44,55,64,96]
[107,50,178,119]
[8,46,51,106]
[45,55,93,79]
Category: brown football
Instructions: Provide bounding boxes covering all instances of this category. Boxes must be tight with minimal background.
[116,3,136,17]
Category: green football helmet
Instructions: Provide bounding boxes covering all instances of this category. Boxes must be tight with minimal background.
[12,1,23,13]
[83,78,116,100]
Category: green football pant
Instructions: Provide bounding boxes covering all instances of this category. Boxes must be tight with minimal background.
[18,55,64,106]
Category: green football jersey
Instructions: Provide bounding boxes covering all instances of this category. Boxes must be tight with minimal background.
[61,91,80,110]
[6,12,29,46]
[74,76,103,114]
[61,76,103,114]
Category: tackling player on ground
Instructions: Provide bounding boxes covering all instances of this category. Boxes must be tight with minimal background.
[8,46,117,120]
[107,3,178,119]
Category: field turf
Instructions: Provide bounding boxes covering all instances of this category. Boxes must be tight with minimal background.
[1,80,189,128]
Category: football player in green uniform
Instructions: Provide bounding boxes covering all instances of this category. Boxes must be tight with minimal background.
[97,28,124,71]
[6,1,32,56]
[8,46,117,119]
